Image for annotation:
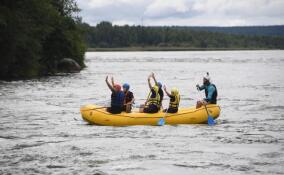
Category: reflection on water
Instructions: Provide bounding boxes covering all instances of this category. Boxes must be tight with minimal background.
[0,50,284,175]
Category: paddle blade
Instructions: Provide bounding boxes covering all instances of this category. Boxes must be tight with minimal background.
[207,116,216,126]
[158,118,165,126]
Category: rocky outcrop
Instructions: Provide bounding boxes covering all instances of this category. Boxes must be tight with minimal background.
[57,58,82,73]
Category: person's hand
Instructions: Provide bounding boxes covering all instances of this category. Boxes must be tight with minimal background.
[105,76,108,82]
[111,76,114,84]
[151,72,155,78]
[163,85,167,91]
[196,84,200,90]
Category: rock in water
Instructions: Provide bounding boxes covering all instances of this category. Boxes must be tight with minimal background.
[57,58,81,73]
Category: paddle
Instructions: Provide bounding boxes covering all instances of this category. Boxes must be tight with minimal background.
[197,90,216,126]
[157,108,168,126]
[203,103,216,126]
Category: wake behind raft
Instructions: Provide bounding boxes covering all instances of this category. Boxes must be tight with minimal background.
[80,104,221,126]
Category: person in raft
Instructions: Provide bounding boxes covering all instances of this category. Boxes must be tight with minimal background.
[163,85,180,113]
[139,74,161,113]
[122,83,135,113]
[110,77,135,113]
[105,76,125,114]
[196,72,218,108]
[151,73,164,109]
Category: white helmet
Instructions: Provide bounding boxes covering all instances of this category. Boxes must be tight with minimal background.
[203,72,211,82]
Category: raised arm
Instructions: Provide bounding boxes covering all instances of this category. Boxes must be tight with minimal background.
[152,72,158,85]
[163,85,171,97]
[196,84,205,91]
[111,77,115,87]
[106,76,115,92]
[148,74,153,90]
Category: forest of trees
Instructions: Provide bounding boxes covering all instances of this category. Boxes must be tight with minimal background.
[0,0,86,79]
[181,25,284,37]
[1,1,284,80]
[82,22,284,49]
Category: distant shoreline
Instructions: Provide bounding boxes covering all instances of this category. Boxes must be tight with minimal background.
[87,47,282,52]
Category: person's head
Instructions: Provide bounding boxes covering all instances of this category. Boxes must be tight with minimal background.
[113,84,121,92]
[203,72,211,86]
[122,83,130,92]
[153,85,159,92]
[171,87,179,96]
[157,82,162,89]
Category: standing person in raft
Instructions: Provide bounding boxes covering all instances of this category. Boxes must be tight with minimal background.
[122,83,135,113]
[139,73,161,113]
[151,73,164,109]
[105,76,125,114]
[163,86,180,113]
[196,72,218,108]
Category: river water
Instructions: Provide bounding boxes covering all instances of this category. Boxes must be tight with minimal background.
[0,50,284,175]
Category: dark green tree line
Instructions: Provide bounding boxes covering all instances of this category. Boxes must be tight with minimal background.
[0,0,86,79]
[82,21,284,49]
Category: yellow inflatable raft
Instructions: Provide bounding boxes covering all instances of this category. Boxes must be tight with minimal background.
[80,104,221,126]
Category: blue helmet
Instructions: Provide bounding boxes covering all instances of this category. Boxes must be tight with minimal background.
[157,82,162,88]
[123,83,130,90]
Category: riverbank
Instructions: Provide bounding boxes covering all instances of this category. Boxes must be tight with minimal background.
[87,47,279,52]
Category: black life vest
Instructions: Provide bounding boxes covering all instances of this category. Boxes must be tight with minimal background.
[205,84,218,104]
[111,91,125,108]
[124,91,133,104]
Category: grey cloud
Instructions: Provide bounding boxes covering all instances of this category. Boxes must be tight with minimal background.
[77,0,284,26]
[78,0,150,24]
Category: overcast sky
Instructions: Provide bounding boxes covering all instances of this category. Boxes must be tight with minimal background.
[77,0,284,26]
